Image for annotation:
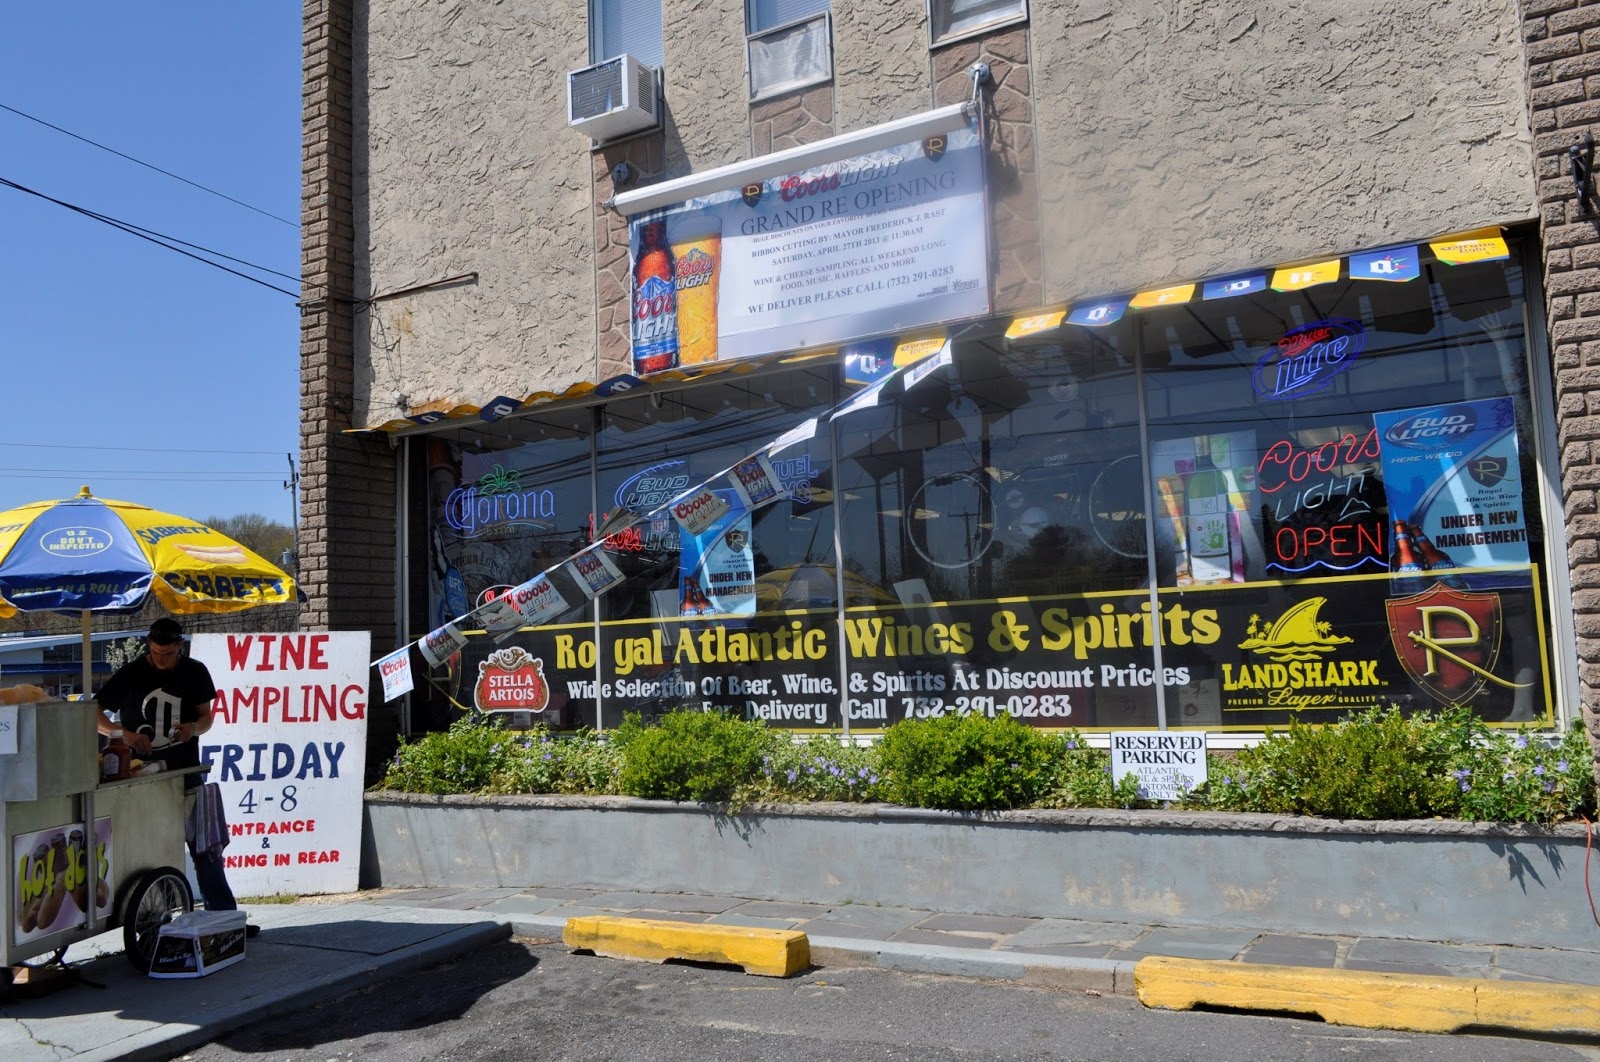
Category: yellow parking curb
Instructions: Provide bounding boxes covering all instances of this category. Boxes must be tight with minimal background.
[1135,955,1600,1036]
[563,915,810,977]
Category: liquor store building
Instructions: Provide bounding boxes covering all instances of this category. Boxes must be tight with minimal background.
[299,1,1598,759]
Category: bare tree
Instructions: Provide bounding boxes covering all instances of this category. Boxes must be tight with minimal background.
[202,513,294,562]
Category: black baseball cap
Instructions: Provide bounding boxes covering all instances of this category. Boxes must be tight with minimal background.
[148,618,185,645]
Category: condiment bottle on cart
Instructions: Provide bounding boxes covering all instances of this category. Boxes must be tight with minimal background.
[102,729,133,781]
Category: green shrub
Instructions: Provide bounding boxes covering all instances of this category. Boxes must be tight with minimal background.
[1447,722,1596,823]
[1201,706,1470,819]
[613,710,780,802]
[1034,731,1145,809]
[486,727,623,795]
[381,714,521,795]
[754,735,885,803]
[878,713,1054,810]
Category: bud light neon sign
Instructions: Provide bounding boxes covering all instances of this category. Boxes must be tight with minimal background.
[1251,319,1365,402]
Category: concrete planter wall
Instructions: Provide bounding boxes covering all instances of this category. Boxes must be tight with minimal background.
[362,794,1598,951]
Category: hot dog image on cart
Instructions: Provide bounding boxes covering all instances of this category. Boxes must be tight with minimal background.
[0,487,296,974]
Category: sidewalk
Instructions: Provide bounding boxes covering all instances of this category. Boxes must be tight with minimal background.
[380,883,1600,989]
[4,885,1600,1060]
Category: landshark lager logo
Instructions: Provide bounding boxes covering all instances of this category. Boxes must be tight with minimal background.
[473,646,550,713]
[1222,597,1381,698]
[1385,586,1531,704]
[1238,597,1351,662]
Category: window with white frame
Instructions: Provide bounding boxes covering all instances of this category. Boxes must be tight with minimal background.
[929,0,1026,44]
[747,0,832,101]
[590,0,664,67]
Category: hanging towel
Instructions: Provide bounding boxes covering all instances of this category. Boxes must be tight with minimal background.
[186,782,230,858]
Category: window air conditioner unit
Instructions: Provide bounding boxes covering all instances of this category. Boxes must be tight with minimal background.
[567,54,661,142]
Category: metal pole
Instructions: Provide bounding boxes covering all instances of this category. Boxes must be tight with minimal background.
[80,610,92,701]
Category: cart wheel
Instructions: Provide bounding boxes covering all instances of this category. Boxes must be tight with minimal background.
[120,868,193,972]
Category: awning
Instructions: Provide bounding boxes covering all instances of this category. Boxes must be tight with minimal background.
[350,329,956,436]
[1003,226,1510,340]
[353,225,1512,436]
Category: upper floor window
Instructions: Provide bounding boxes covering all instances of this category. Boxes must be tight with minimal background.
[746,0,832,100]
[748,0,830,33]
[929,0,1026,45]
[590,0,663,67]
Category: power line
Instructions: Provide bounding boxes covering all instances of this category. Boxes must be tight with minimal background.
[0,466,283,476]
[0,442,290,456]
[0,101,298,228]
[0,175,300,298]
[0,474,286,484]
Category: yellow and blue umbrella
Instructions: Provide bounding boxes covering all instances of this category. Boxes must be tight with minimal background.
[0,487,297,693]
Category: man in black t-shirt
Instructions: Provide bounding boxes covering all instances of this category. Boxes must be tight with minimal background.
[97,619,218,779]
[96,618,256,935]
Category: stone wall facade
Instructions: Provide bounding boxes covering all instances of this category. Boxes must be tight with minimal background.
[302,0,396,646]
[1521,0,1600,776]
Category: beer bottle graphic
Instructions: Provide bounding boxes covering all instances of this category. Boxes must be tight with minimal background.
[1390,519,1427,594]
[1186,436,1233,583]
[1411,524,1465,588]
[632,218,679,374]
[681,576,703,616]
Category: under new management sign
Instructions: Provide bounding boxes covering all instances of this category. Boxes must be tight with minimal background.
[640,123,990,364]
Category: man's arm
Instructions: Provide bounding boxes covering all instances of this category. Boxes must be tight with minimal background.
[170,698,216,744]
[94,666,126,739]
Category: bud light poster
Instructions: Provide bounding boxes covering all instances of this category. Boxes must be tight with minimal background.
[1373,397,1529,571]
[679,491,755,618]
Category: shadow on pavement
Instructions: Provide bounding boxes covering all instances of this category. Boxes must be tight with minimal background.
[212,938,539,1053]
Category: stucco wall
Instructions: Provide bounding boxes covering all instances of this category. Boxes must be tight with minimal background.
[662,0,749,174]
[833,1,931,133]
[1033,0,1537,303]
[355,0,596,427]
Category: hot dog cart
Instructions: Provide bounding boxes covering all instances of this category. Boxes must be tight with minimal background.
[3,699,196,973]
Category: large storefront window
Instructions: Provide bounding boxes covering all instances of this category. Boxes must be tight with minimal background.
[1137,250,1550,727]
[424,408,596,726]
[591,367,838,725]
[835,330,1158,727]
[409,235,1560,735]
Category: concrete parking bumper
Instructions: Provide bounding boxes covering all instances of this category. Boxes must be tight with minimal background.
[1135,955,1600,1037]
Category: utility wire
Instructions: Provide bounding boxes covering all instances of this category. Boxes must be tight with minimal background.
[105,214,300,284]
[0,474,288,483]
[0,175,300,298]
[0,466,283,475]
[0,101,298,228]
[0,442,289,456]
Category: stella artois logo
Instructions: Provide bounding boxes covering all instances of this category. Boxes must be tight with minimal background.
[473,646,550,713]
[1386,586,1531,704]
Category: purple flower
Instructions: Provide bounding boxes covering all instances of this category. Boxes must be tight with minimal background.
[1533,765,1546,777]
[1514,735,1529,750]
[1451,768,1471,781]
[1558,760,1571,772]
[786,769,797,783]
[1065,740,1078,750]
[1459,780,1471,792]
[1544,781,1557,793]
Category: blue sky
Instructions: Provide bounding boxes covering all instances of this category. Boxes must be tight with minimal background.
[0,4,300,527]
